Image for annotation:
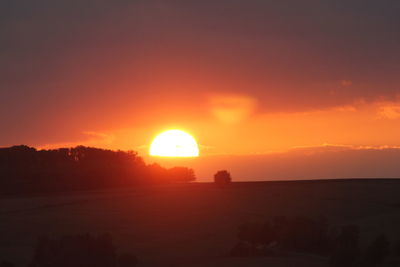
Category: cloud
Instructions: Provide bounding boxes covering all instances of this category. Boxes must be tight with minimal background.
[340,80,353,88]
[289,143,400,154]
[378,103,400,119]
[209,94,257,124]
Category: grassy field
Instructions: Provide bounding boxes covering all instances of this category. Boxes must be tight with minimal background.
[1,179,400,266]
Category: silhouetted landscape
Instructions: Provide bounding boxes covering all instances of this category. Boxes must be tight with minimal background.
[1,160,400,266]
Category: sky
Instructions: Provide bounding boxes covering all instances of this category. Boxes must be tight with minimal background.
[1,1,400,180]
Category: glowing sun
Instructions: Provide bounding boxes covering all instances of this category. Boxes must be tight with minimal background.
[149,129,199,157]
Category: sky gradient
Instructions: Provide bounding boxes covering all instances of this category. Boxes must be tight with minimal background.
[1,1,400,179]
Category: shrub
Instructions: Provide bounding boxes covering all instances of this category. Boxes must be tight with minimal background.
[232,215,333,257]
[214,170,231,187]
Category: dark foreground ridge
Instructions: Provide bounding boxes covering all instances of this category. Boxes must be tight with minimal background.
[1,178,400,266]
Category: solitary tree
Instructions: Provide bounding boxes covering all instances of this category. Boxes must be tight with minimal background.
[214,170,231,187]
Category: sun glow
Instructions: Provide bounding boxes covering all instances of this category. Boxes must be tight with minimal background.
[149,129,199,157]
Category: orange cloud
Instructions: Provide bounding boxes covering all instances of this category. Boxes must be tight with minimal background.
[378,103,400,119]
[209,94,257,124]
[340,80,353,88]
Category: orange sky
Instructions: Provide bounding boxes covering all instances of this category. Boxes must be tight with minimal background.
[37,97,400,156]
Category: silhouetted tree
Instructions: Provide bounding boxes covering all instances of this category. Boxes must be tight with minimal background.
[214,170,231,187]
[359,234,390,267]
[273,216,332,254]
[231,215,333,257]
[330,225,360,267]
[230,216,393,264]
[0,145,196,195]
[167,167,196,183]
[29,233,135,267]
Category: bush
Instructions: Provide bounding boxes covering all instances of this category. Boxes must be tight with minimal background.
[231,215,392,266]
[232,215,333,257]
[214,170,231,187]
[167,167,196,183]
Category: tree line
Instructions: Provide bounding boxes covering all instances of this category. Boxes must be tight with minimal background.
[0,145,195,195]
[230,215,400,266]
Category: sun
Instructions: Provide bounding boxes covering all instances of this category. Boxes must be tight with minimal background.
[149,129,199,157]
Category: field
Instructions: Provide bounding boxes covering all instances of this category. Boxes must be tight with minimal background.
[1,179,400,266]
